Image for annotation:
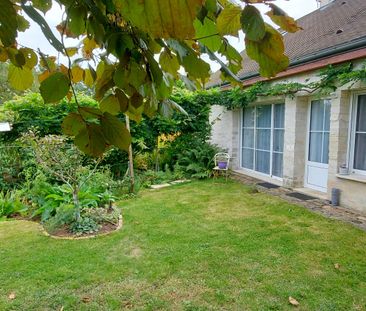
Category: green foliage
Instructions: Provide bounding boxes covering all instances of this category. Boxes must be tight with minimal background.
[0,0,302,156]
[176,140,221,179]
[213,63,366,110]
[69,216,101,235]
[0,144,23,190]
[0,191,28,220]
[0,92,98,142]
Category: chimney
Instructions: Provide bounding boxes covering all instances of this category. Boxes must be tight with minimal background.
[317,0,335,7]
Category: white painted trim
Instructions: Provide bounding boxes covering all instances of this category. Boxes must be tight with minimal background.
[348,91,366,176]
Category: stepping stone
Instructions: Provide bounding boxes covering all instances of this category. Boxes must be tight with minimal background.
[150,183,171,189]
[170,179,191,185]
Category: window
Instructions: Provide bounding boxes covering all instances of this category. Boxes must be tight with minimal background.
[241,104,285,178]
[351,94,366,173]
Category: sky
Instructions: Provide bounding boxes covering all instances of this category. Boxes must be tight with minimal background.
[18,0,319,70]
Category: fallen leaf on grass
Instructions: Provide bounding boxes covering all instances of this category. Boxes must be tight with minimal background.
[82,296,92,303]
[289,296,299,306]
[8,292,16,300]
[334,263,340,269]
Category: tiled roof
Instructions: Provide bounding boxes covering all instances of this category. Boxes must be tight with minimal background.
[209,0,366,87]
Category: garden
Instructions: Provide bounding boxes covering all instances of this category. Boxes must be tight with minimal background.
[0,87,222,237]
[1,180,366,310]
[1,0,366,309]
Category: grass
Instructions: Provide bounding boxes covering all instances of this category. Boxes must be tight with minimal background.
[1,179,366,310]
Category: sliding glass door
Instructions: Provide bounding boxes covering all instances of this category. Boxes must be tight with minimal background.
[241,104,285,178]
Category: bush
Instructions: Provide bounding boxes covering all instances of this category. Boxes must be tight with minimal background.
[0,191,28,220]
[176,140,221,179]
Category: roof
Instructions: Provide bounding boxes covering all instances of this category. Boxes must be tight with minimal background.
[209,0,366,87]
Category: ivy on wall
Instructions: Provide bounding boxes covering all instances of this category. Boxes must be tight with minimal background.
[208,62,366,110]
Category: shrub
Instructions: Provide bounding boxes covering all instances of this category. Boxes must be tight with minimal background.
[0,191,28,220]
[69,217,101,236]
[175,139,221,179]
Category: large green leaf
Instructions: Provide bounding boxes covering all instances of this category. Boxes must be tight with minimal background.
[100,95,121,115]
[194,18,221,52]
[159,50,180,77]
[7,48,26,68]
[217,4,242,37]
[100,113,131,151]
[74,124,106,157]
[40,72,70,103]
[8,64,34,91]
[95,63,115,100]
[128,61,146,90]
[0,0,17,47]
[79,107,103,119]
[62,113,86,136]
[116,0,205,40]
[266,4,302,33]
[68,5,86,36]
[181,53,210,81]
[19,48,38,69]
[32,0,52,13]
[241,5,265,42]
[246,25,289,78]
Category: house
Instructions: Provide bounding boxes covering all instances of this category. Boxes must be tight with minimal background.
[209,0,366,213]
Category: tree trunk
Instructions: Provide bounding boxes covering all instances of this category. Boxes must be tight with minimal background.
[72,186,81,221]
[125,115,135,193]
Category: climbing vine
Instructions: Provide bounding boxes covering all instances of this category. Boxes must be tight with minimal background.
[209,62,366,110]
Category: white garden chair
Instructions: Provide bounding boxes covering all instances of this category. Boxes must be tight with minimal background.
[213,153,230,180]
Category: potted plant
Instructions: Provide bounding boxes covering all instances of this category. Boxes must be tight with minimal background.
[339,163,349,175]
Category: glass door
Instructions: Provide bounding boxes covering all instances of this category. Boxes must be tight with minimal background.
[305,99,330,192]
[241,103,285,178]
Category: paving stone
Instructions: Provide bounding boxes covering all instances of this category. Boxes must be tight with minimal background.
[230,172,366,231]
[150,183,171,189]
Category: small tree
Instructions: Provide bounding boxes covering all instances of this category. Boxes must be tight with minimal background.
[21,132,100,220]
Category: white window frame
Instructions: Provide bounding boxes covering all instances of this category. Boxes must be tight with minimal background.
[239,103,285,180]
[349,92,366,176]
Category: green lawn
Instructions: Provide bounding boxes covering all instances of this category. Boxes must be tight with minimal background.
[1,180,366,310]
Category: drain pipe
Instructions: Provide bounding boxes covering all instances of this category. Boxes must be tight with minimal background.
[331,188,341,206]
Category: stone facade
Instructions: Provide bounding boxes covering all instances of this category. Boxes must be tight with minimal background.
[210,64,366,213]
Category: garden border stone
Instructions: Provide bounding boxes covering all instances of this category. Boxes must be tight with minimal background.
[40,215,123,240]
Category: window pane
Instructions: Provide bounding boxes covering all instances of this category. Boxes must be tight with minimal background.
[243,107,255,128]
[273,129,284,152]
[322,132,329,164]
[256,129,271,151]
[274,104,285,129]
[354,133,366,170]
[356,95,366,132]
[242,148,254,170]
[256,151,270,174]
[324,100,331,132]
[309,132,322,162]
[310,100,324,131]
[256,105,271,128]
[242,129,254,148]
[272,152,283,177]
